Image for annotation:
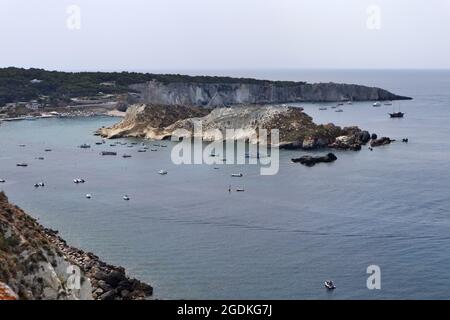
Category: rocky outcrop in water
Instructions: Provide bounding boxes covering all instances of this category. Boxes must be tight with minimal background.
[99,104,373,151]
[292,153,338,167]
[0,192,152,300]
[370,137,394,147]
[129,80,411,107]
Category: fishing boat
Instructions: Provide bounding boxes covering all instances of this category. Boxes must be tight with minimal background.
[231,173,243,177]
[236,188,245,192]
[16,163,28,167]
[334,109,343,113]
[44,149,52,152]
[318,107,327,111]
[138,149,147,153]
[122,154,132,158]
[79,144,91,149]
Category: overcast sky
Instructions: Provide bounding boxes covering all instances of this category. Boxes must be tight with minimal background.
[1,0,449,72]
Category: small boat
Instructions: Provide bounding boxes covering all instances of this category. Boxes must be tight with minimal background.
[236,188,245,192]
[334,109,343,113]
[16,163,28,167]
[337,102,344,106]
[122,154,132,158]
[324,281,336,290]
[35,157,45,160]
[231,173,243,177]
[86,194,92,199]
[123,195,130,201]
[101,151,117,156]
[95,142,103,145]
[318,107,327,111]
[79,144,91,149]
[0,179,6,183]
[150,148,158,152]
[384,101,393,105]
[19,144,26,147]
[213,167,220,170]
[389,112,404,118]
[161,145,167,148]
[138,149,147,153]
[373,102,381,107]
[34,182,45,188]
[73,178,85,184]
[158,170,168,175]
[44,149,52,152]
[153,143,160,147]
[331,105,337,109]
[347,101,353,105]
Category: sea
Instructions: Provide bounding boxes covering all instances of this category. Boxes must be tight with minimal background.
[1,69,450,299]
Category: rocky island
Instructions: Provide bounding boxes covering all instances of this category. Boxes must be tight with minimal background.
[0,192,152,300]
[99,104,373,151]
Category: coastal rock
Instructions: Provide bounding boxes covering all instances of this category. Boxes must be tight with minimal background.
[291,153,338,167]
[370,137,394,147]
[100,104,373,151]
[0,191,153,300]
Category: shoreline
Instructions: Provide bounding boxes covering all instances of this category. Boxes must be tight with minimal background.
[0,192,153,300]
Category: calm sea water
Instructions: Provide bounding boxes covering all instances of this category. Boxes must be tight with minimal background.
[1,70,450,299]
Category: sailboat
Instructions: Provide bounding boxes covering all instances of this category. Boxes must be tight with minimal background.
[389,103,405,118]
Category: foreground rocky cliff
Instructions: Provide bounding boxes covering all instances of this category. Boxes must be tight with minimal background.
[0,192,152,300]
[99,104,372,151]
[129,80,411,107]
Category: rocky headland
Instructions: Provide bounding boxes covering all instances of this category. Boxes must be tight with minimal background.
[0,192,152,300]
[99,104,373,151]
[129,80,411,107]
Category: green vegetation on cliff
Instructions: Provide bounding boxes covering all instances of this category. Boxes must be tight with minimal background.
[0,67,304,106]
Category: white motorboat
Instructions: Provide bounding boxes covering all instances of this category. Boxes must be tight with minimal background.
[231,173,243,177]
[324,281,336,290]
[86,194,92,199]
[158,170,168,175]
[123,195,130,201]
[373,102,381,107]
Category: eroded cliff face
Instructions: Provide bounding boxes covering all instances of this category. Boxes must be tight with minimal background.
[99,104,371,150]
[0,192,92,300]
[0,192,153,300]
[129,80,411,107]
